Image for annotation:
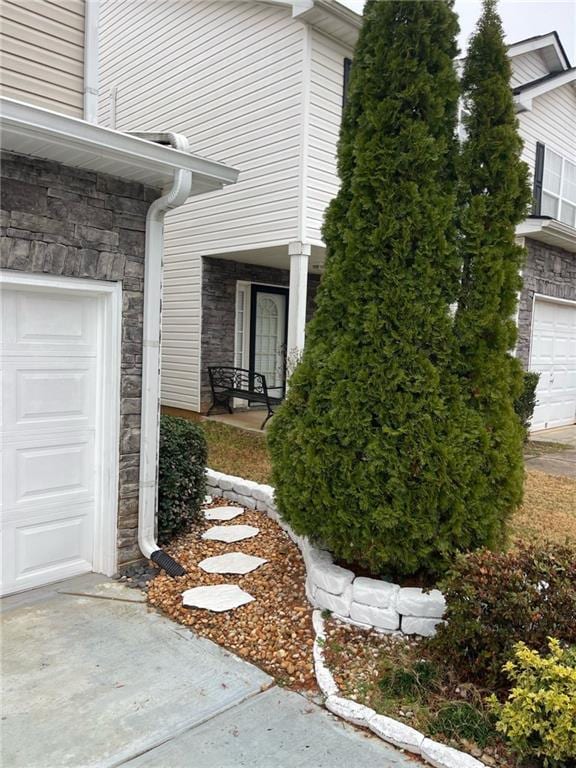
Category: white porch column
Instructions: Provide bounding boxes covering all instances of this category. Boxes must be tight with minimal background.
[287,241,311,373]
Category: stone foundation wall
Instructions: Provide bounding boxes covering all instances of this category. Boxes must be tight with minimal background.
[517,238,576,367]
[200,256,321,411]
[0,150,159,567]
[205,468,446,637]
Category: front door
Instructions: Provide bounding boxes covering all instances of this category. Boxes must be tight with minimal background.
[249,285,288,395]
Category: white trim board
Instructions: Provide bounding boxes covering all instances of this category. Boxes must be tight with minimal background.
[0,271,122,587]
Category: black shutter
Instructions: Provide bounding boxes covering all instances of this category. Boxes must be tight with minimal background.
[533,142,545,215]
[342,57,352,109]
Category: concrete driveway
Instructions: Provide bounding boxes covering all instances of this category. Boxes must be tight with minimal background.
[527,424,576,478]
[1,574,415,768]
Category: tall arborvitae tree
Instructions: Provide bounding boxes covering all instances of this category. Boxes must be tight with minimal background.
[455,0,532,528]
[269,0,489,577]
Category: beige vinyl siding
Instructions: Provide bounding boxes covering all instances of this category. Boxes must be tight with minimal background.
[510,51,549,89]
[518,84,576,181]
[99,0,304,411]
[305,30,351,244]
[0,0,84,117]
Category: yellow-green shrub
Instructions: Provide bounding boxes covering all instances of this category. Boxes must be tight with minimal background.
[489,638,576,767]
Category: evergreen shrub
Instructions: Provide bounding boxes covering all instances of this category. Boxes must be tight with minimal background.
[158,415,207,542]
[431,544,576,689]
[514,371,540,439]
[269,0,496,577]
[454,0,532,535]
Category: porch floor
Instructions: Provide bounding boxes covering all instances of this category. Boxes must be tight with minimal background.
[206,408,269,433]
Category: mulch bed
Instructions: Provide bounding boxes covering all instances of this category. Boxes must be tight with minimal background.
[147,498,317,691]
[323,618,517,768]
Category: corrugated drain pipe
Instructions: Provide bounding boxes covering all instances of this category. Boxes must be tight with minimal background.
[138,132,191,577]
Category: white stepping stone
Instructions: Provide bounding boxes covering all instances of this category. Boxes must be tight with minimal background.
[198,552,267,575]
[202,525,259,543]
[204,506,244,521]
[182,584,255,612]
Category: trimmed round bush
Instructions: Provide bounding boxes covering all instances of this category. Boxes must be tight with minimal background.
[431,543,576,689]
[158,415,207,542]
[489,638,576,767]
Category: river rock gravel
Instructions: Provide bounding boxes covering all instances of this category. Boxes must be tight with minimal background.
[147,498,317,691]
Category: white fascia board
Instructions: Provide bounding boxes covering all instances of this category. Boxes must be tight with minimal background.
[520,68,576,99]
[508,34,568,72]
[517,218,576,253]
[292,0,361,46]
[0,97,238,188]
[514,69,576,112]
[313,0,362,28]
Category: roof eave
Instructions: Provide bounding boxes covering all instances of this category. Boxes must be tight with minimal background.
[292,0,361,48]
[507,31,571,72]
[0,98,239,190]
[517,217,576,254]
[514,68,576,111]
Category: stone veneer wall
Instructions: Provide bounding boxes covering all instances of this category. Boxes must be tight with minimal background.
[205,468,446,637]
[517,238,576,368]
[0,150,159,567]
[200,256,321,411]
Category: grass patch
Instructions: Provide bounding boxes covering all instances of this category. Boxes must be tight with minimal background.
[429,702,494,748]
[511,470,576,547]
[200,420,271,485]
[161,407,272,484]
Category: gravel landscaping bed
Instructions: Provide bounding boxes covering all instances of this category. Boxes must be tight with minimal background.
[322,618,517,768]
[147,498,317,691]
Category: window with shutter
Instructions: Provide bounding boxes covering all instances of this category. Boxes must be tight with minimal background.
[539,146,576,228]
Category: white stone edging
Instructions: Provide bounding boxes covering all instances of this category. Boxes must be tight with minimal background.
[206,467,446,638]
[313,610,487,768]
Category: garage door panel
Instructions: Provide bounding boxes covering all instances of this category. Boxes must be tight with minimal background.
[1,360,96,432]
[1,504,94,595]
[15,511,92,577]
[530,299,576,431]
[2,290,97,356]
[2,433,95,510]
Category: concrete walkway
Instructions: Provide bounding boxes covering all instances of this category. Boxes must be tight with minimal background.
[1,575,415,768]
[526,424,576,478]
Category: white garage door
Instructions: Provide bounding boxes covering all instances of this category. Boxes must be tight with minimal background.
[530,298,576,431]
[1,284,100,595]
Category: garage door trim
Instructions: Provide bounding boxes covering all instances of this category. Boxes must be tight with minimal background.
[1,270,122,583]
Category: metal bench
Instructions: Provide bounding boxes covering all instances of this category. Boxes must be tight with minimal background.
[207,366,284,429]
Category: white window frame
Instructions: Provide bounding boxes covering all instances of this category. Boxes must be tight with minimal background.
[0,270,122,580]
[234,281,251,371]
[542,148,576,228]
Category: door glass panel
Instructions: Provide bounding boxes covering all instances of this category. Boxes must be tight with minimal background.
[254,292,286,390]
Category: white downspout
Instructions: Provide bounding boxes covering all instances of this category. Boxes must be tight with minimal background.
[139,133,192,571]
